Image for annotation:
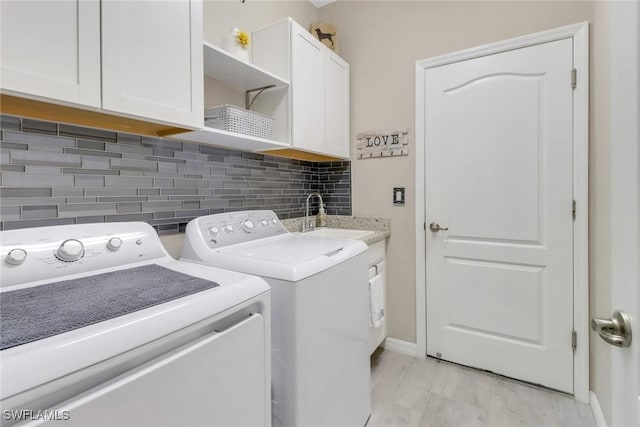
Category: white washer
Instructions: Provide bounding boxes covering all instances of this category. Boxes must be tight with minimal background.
[182,210,371,427]
[0,222,270,427]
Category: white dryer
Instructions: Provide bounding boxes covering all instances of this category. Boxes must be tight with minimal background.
[0,222,270,427]
[182,210,371,427]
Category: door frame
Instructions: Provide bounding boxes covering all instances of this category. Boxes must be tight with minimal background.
[414,22,589,403]
[609,2,639,425]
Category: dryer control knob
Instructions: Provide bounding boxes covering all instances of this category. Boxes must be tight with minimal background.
[208,226,221,236]
[56,239,85,262]
[258,220,269,228]
[6,248,27,265]
[223,224,235,233]
[107,237,123,251]
[241,220,255,233]
[270,218,278,225]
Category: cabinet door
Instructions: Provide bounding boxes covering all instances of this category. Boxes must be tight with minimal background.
[101,0,203,128]
[0,0,101,107]
[325,53,350,158]
[43,314,267,427]
[291,25,325,153]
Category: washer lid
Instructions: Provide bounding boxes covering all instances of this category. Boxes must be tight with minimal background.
[211,234,368,281]
[219,234,350,262]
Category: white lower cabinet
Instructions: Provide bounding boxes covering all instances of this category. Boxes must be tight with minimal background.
[0,0,203,130]
[253,18,350,159]
[368,240,387,354]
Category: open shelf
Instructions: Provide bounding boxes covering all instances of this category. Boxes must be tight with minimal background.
[173,42,290,152]
[203,41,289,90]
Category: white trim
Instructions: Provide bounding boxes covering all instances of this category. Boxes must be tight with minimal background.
[381,337,417,357]
[590,391,608,427]
[571,22,590,405]
[415,22,590,402]
[609,2,640,426]
[416,22,588,70]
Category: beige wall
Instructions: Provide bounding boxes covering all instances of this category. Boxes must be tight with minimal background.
[202,0,322,107]
[203,0,320,46]
[206,0,613,423]
[325,0,611,422]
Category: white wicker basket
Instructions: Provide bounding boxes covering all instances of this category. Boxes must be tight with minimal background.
[204,105,275,140]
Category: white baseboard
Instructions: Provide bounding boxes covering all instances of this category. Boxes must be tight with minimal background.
[590,391,608,427]
[381,337,417,357]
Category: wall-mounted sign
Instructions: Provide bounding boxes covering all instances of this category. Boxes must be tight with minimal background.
[356,128,409,159]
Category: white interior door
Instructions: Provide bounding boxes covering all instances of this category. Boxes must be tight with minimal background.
[609,2,640,425]
[424,38,575,392]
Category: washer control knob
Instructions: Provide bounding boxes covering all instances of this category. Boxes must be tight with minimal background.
[270,218,278,225]
[241,220,255,233]
[223,224,235,233]
[6,248,27,265]
[107,237,123,251]
[258,219,269,228]
[208,226,221,236]
[56,239,85,262]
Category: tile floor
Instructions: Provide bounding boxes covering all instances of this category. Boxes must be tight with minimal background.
[367,348,597,427]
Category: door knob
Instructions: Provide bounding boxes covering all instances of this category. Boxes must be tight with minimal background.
[591,310,632,347]
[429,222,449,232]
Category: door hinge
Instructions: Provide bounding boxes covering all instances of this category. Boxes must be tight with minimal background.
[572,330,577,352]
[571,68,577,89]
[572,199,576,220]
[424,222,426,231]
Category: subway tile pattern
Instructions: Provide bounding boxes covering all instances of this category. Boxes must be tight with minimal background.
[0,115,351,233]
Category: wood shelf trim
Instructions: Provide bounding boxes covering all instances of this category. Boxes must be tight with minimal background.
[0,95,188,137]
[260,148,346,163]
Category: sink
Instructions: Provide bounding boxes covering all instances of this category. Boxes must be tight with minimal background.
[300,228,376,240]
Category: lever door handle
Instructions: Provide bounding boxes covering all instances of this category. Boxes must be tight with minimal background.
[429,222,449,232]
[591,310,632,347]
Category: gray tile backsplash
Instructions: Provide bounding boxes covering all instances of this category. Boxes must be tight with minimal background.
[0,115,351,232]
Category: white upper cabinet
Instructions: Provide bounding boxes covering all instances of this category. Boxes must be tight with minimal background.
[253,18,350,159]
[324,53,350,158]
[0,0,203,130]
[291,27,325,154]
[101,1,203,128]
[0,0,101,108]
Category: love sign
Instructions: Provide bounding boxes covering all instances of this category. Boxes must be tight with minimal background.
[356,129,409,159]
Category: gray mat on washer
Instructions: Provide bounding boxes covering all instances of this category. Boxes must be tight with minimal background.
[0,264,219,350]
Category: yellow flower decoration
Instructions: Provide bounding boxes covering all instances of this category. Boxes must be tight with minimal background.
[236,31,250,48]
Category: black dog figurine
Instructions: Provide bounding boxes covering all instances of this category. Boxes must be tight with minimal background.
[314,28,336,47]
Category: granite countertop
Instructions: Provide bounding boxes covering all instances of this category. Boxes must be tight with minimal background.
[280,215,391,245]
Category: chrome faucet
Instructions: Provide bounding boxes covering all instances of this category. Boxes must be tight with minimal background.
[302,192,324,233]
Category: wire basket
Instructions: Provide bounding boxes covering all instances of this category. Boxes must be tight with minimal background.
[204,105,275,140]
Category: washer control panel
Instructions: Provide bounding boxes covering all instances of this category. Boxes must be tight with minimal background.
[192,210,288,248]
[0,222,167,288]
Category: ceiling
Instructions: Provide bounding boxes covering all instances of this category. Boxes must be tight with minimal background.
[309,0,337,8]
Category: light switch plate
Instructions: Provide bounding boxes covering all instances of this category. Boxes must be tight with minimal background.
[393,187,405,206]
